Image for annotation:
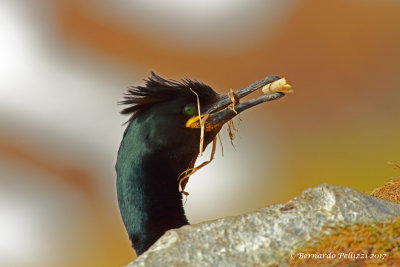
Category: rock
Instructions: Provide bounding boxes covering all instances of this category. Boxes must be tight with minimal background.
[125,184,400,267]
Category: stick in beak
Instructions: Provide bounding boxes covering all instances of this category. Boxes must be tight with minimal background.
[186,76,293,131]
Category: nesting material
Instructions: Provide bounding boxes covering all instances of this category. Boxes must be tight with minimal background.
[178,137,217,194]
[228,88,240,114]
[290,217,400,266]
[217,133,224,157]
[179,118,240,194]
[371,177,400,203]
[179,89,241,194]
[189,88,206,156]
[179,88,219,194]
[262,78,293,94]
[370,163,400,203]
[227,118,240,148]
[180,77,292,195]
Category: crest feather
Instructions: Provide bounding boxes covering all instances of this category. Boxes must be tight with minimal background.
[120,72,216,122]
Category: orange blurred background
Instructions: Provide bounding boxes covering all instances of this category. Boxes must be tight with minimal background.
[1,1,399,266]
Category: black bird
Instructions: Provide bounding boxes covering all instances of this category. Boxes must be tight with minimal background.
[116,73,283,255]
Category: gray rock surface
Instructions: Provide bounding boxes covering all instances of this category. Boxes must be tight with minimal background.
[125,184,400,267]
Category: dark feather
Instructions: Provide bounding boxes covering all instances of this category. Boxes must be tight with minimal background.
[120,72,217,122]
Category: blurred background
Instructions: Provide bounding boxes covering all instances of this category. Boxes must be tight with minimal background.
[1,0,400,266]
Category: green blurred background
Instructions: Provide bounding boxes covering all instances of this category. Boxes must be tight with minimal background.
[1,0,399,266]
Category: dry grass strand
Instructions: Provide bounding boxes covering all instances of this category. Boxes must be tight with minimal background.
[178,137,217,194]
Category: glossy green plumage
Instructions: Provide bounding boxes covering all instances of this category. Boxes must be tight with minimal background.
[116,74,219,255]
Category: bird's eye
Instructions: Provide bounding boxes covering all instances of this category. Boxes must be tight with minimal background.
[183,104,196,116]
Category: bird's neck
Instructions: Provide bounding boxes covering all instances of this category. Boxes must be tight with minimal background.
[116,126,191,255]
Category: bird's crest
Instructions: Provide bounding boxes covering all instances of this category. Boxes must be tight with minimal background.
[121,72,215,122]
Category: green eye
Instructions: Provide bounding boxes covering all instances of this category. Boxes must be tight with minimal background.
[183,104,196,116]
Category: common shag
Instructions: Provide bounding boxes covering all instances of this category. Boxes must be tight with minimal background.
[116,73,283,255]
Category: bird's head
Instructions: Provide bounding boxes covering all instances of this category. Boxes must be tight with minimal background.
[121,73,219,153]
[120,72,284,177]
